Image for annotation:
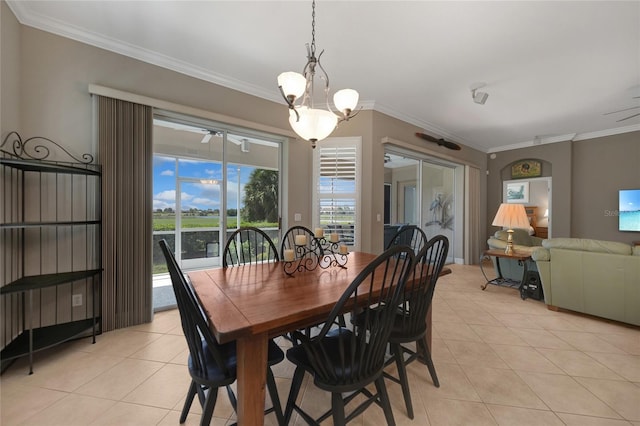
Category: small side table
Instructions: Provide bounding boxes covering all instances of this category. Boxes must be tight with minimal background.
[480,249,532,290]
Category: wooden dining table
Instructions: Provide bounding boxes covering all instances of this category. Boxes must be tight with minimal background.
[188,251,451,425]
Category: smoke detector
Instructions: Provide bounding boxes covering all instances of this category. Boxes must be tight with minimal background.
[470,82,489,105]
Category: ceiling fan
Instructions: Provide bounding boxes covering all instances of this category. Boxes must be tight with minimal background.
[415,133,462,151]
[603,97,640,122]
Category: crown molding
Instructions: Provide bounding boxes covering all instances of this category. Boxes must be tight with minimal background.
[8,1,638,156]
[572,123,640,141]
[487,124,640,153]
[8,1,380,113]
[372,104,485,152]
[8,1,282,103]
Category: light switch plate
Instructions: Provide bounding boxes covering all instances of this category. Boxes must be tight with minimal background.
[294,213,302,221]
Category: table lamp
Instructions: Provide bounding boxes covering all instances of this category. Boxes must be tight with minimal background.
[492,203,530,255]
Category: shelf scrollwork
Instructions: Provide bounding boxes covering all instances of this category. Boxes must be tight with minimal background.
[1,131,95,164]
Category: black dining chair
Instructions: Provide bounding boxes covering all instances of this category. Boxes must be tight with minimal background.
[158,240,285,426]
[283,245,415,426]
[385,235,449,419]
[280,225,324,260]
[385,224,428,254]
[223,226,279,267]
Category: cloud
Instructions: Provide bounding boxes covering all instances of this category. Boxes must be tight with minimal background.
[153,199,175,210]
[191,197,220,207]
[154,190,193,202]
[160,169,174,176]
[154,190,176,201]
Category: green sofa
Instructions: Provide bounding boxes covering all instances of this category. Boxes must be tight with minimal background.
[532,238,640,326]
[487,228,543,281]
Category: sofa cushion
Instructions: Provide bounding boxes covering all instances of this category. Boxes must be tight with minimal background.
[542,238,632,256]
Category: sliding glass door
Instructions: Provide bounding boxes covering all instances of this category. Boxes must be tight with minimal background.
[384,150,461,263]
[152,115,283,310]
[178,177,222,269]
[420,161,456,263]
[225,132,281,245]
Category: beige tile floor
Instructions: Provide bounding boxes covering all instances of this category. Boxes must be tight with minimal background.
[2,264,640,425]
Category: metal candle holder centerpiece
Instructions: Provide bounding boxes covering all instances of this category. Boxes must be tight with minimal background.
[283,229,349,276]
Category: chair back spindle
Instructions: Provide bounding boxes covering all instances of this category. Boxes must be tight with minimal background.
[386,225,428,254]
[223,227,279,267]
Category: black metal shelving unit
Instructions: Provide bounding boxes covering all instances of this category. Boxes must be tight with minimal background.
[1,132,102,374]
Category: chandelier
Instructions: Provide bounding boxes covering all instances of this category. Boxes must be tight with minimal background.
[277,0,360,148]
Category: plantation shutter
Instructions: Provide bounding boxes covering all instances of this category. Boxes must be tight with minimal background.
[313,138,361,250]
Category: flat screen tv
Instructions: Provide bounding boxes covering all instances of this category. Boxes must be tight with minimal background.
[619,189,640,232]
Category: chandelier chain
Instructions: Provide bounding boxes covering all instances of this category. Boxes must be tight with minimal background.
[276,0,360,147]
[310,0,316,56]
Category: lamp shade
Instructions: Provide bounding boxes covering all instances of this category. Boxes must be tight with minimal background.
[492,203,530,229]
[333,89,359,113]
[289,107,338,142]
[278,72,306,100]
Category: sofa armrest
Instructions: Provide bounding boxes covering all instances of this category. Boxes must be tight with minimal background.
[532,247,550,261]
[487,237,506,250]
[532,247,551,305]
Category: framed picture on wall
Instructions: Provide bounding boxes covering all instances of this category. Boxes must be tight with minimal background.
[506,182,529,203]
[511,159,541,179]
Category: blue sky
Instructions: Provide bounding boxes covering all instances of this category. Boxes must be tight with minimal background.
[619,189,640,212]
[153,155,255,212]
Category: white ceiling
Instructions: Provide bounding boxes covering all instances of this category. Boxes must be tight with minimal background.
[8,1,640,153]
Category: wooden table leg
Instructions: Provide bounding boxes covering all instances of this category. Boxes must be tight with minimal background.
[237,333,268,425]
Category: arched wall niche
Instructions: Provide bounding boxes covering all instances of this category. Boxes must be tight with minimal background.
[498,158,553,236]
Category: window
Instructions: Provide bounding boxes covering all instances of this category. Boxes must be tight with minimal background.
[152,114,283,274]
[313,138,361,250]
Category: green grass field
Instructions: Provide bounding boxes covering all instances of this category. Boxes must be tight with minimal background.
[153,216,277,231]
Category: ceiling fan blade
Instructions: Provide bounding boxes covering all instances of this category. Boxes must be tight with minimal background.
[415,132,462,151]
[603,105,640,115]
[616,112,640,122]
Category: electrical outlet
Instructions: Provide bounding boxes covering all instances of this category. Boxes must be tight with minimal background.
[72,294,83,307]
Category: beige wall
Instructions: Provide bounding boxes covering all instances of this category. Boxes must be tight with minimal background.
[571,132,640,243]
[3,1,638,258]
[1,1,21,134]
[2,3,505,258]
[0,6,314,244]
[487,141,572,238]
[486,132,640,245]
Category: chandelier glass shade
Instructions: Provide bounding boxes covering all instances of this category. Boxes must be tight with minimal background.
[277,0,359,148]
[288,107,338,143]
